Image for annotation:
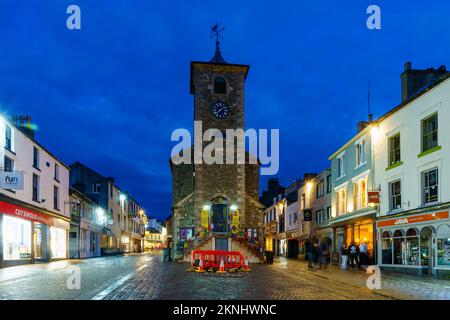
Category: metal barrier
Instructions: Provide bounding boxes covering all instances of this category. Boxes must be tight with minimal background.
[191,250,244,269]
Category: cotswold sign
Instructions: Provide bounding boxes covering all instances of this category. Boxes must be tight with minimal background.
[0,200,54,225]
[377,211,449,228]
[0,171,24,190]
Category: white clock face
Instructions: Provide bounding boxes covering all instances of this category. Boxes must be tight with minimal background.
[211,101,230,119]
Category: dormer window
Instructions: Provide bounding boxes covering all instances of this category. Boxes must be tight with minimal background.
[214,77,226,94]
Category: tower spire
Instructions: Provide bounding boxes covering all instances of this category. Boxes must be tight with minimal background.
[210,23,227,64]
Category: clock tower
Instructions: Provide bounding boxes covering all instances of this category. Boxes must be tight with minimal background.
[171,25,263,260]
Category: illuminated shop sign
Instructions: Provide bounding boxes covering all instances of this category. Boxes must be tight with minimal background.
[377,211,448,228]
[0,171,24,190]
[0,200,54,225]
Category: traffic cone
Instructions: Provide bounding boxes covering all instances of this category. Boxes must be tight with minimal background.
[197,257,205,273]
[217,257,226,273]
[243,256,251,272]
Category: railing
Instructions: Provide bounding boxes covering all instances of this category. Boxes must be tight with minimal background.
[191,250,244,269]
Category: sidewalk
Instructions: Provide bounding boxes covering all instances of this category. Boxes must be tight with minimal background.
[273,257,450,300]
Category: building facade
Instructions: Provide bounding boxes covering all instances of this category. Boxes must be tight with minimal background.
[374,64,450,275]
[329,123,376,265]
[311,169,333,252]
[0,115,70,268]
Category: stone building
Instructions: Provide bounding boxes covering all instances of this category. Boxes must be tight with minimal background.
[170,35,264,261]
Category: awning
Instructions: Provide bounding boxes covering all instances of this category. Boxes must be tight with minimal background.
[102,227,114,237]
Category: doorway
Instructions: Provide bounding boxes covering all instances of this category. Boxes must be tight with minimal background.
[215,238,228,251]
[212,203,228,233]
[420,227,433,275]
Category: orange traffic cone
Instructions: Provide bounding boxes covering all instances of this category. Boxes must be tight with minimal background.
[197,257,205,273]
[243,256,251,272]
[217,257,227,273]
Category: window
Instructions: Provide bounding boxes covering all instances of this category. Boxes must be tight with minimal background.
[33,146,39,169]
[326,175,332,193]
[214,77,226,94]
[32,174,39,202]
[4,156,13,172]
[355,140,365,166]
[389,180,402,211]
[54,164,59,181]
[316,209,326,226]
[336,188,346,215]
[337,156,344,178]
[353,182,359,211]
[381,231,393,265]
[421,113,438,152]
[54,185,59,210]
[2,216,31,260]
[93,183,101,193]
[422,168,438,204]
[326,206,331,221]
[360,179,367,207]
[5,124,12,150]
[388,133,401,166]
[316,179,324,198]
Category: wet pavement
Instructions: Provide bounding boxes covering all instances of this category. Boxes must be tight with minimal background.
[0,253,448,300]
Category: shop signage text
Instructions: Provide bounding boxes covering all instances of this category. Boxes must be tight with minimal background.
[0,200,54,225]
[377,211,448,228]
[0,171,24,190]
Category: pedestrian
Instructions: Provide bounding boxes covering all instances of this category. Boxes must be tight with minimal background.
[341,243,348,270]
[313,241,321,266]
[360,241,368,268]
[319,239,328,268]
[305,240,314,268]
[348,241,360,270]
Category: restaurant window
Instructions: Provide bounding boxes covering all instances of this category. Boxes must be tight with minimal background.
[422,168,438,204]
[32,173,40,202]
[50,227,67,258]
[389,180,402,211]
[421,113,438,153]
[2,215,32,260]
[405,228,419,266]
[393,230,405,265]
[214,77,226,94]
[5,124,12,150]
[360,179,367,208]
[388,133,401,166]
[353,182,359,211]
[33,146,39,169]
[381,231,393,264]
[336,188,346,216]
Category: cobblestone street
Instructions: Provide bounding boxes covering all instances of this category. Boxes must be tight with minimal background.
[0,253,448,300]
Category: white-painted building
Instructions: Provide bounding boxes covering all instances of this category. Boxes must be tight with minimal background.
[373,64,450,276]
[0,115,70,268]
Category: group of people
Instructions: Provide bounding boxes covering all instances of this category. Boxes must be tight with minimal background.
[305,238,330,268]
[340,241,369,270]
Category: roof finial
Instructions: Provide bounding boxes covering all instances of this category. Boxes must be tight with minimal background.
[210,22,227,64]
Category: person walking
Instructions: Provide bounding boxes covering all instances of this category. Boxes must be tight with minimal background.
[348,241,360,269]
[305,240,314,268]
[312,241,320,266]
[341,243,348,270]
[359,241,368,268]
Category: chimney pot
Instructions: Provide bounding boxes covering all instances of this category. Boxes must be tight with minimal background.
[404,62,412,71]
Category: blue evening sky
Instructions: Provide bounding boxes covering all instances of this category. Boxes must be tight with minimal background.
[0,1,449,220]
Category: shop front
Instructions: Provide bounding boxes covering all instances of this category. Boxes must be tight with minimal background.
[330,210,376,266]
[286,231,299,258]
[0,200,69,268]
[80,219,102,258]
[277,232,286,257]
[377,209,450,276]
[264,220,277,255]
[121,233,131,253]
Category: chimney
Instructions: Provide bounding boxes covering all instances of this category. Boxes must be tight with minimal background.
[401,62,448,102]
[357,121,370,133]
[13,115,36,139]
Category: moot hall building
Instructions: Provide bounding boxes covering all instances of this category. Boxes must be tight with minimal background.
[170,30,264,261]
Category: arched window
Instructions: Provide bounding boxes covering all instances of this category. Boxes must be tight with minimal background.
[406,228,418,236]
[382,231,392,238]
[214,77,226,94]
[393,230,404,237]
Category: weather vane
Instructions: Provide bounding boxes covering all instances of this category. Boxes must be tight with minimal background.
[210,22,225,47]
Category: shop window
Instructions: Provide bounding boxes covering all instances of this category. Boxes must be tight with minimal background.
[405,228,419,265]
[214,77,226,94]
[393,230,405,265]
[420,227,433,267]
[2,216,32,260]
[50,227,67,258]
[437,238,450,266]
[381,231,393,264]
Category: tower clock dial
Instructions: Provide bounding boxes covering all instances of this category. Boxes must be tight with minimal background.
[211,101,230,119]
